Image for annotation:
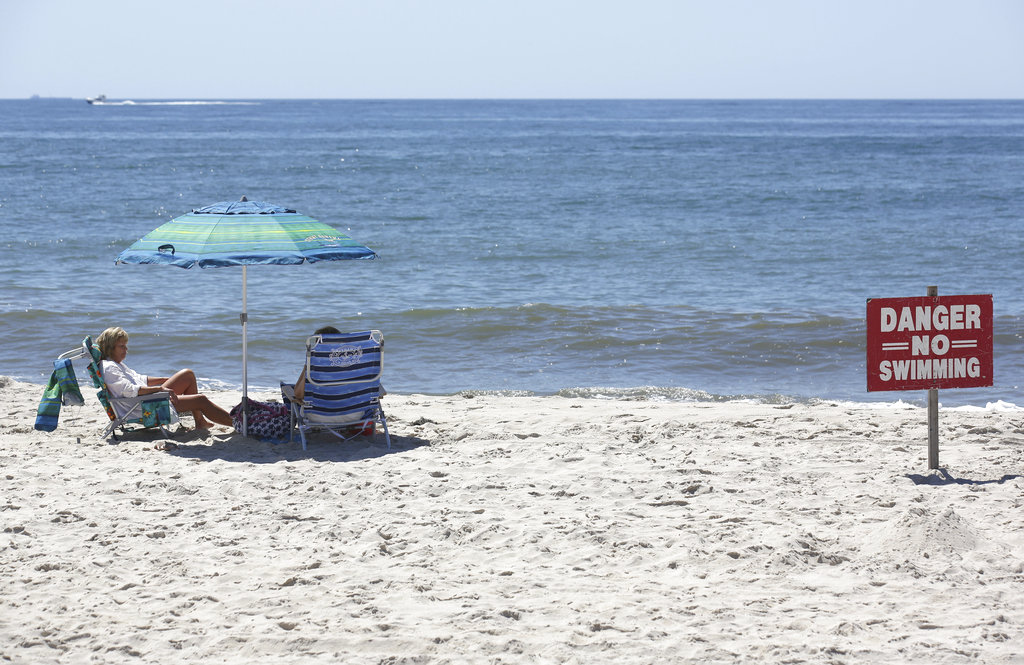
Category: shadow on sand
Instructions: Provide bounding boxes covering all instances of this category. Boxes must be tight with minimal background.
[111,426,430,464]
[906,468,1022,486]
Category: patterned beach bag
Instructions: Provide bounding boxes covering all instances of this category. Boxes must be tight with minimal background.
[139,397,174,428]
[230,398,291,443]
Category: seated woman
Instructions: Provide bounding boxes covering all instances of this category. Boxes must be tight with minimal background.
[291,325,340,402]
[95,326,233,429]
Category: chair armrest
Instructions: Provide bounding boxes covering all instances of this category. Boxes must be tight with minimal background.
[112,391,172,407]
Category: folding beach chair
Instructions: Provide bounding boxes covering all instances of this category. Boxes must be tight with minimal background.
[58,336,178,441]
[281,330,390,451]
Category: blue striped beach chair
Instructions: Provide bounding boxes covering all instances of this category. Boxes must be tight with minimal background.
[283,330,390,451]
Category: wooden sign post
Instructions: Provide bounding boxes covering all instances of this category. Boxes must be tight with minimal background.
[866,287,994,469]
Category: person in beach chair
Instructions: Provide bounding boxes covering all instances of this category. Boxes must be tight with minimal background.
[53,334,178,440]
[95,327,233,432]
[280,327,390,451]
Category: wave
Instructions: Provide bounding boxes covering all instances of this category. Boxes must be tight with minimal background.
[381,303,865,349]
[555,385,797,404]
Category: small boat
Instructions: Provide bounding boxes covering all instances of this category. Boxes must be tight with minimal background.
[86,94,107,105]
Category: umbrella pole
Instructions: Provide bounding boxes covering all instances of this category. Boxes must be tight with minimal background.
[241,265,248,436]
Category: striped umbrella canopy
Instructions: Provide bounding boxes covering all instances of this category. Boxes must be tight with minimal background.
[116,198,376,267]
[115,198,377,435]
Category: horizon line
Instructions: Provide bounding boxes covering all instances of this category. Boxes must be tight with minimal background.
[11,96,1024,102]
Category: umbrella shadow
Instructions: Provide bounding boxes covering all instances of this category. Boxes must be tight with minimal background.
[164,430,431,464]
[906,468,1022,486]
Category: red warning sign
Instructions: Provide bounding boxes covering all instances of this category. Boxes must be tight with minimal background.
[866,294,993,392]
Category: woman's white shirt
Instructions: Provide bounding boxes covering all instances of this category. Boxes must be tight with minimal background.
[101,360,148,399]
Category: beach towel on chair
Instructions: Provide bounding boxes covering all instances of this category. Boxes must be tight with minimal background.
[35,357,84,432]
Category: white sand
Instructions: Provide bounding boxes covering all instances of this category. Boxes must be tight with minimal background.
[2,376,1023,664]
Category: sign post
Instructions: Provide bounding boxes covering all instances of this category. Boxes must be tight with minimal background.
[927,288,939,470]
[866,287,993,470]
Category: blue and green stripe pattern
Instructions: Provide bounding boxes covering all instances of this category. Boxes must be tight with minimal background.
[115,200,377,269]
[34,358,84,432]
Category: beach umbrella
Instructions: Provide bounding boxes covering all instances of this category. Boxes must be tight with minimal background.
[115,197,377,435]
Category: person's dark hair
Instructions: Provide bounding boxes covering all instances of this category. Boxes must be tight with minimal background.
[315,326,340,336]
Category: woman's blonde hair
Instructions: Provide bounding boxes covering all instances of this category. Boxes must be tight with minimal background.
[96,327,128,360]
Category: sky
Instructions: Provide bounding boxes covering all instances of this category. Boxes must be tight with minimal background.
[1,0,1022,99]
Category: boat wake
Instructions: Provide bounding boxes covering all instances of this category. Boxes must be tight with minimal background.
[87,96,258,106]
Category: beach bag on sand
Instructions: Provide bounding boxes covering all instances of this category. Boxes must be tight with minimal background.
[231,398,291,443]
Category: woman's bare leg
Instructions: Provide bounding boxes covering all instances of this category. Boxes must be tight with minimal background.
[159,369,221,427]
[172,394,233,428]
[161,369,200,396]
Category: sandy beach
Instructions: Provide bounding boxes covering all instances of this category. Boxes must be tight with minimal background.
[2,376,1022,664]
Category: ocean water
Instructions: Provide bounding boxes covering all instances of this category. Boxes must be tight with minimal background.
[2,98,1022,406]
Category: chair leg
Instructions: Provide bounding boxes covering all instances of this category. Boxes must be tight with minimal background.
[101,420,119,442]
[381,415,391,449]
